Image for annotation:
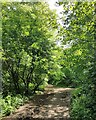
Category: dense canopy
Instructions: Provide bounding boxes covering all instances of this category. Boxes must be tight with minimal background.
[1,1,96,119]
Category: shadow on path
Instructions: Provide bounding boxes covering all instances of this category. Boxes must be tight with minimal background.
[2,85,73,120]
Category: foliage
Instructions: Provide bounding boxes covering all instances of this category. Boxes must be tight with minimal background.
[2,2,58,96]
[58,1,96,119]
[1,2,60,117]
[2,1,96,119]
[0,95,28,117]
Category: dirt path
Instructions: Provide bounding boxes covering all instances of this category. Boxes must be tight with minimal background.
[2,85,73,120]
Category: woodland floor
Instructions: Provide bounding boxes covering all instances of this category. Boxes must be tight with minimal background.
[2,85,73,120]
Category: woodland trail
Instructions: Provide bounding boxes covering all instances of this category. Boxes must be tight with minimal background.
[2,85,73,120]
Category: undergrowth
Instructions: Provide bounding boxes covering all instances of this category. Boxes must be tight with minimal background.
[0,94,28,117]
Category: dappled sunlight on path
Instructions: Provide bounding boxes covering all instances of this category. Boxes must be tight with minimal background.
[2,85,73,120]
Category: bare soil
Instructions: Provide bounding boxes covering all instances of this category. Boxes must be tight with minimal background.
[2,85,73,120]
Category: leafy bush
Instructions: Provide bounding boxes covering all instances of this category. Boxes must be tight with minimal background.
[70,87,93,120]
[0,95,28,117]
